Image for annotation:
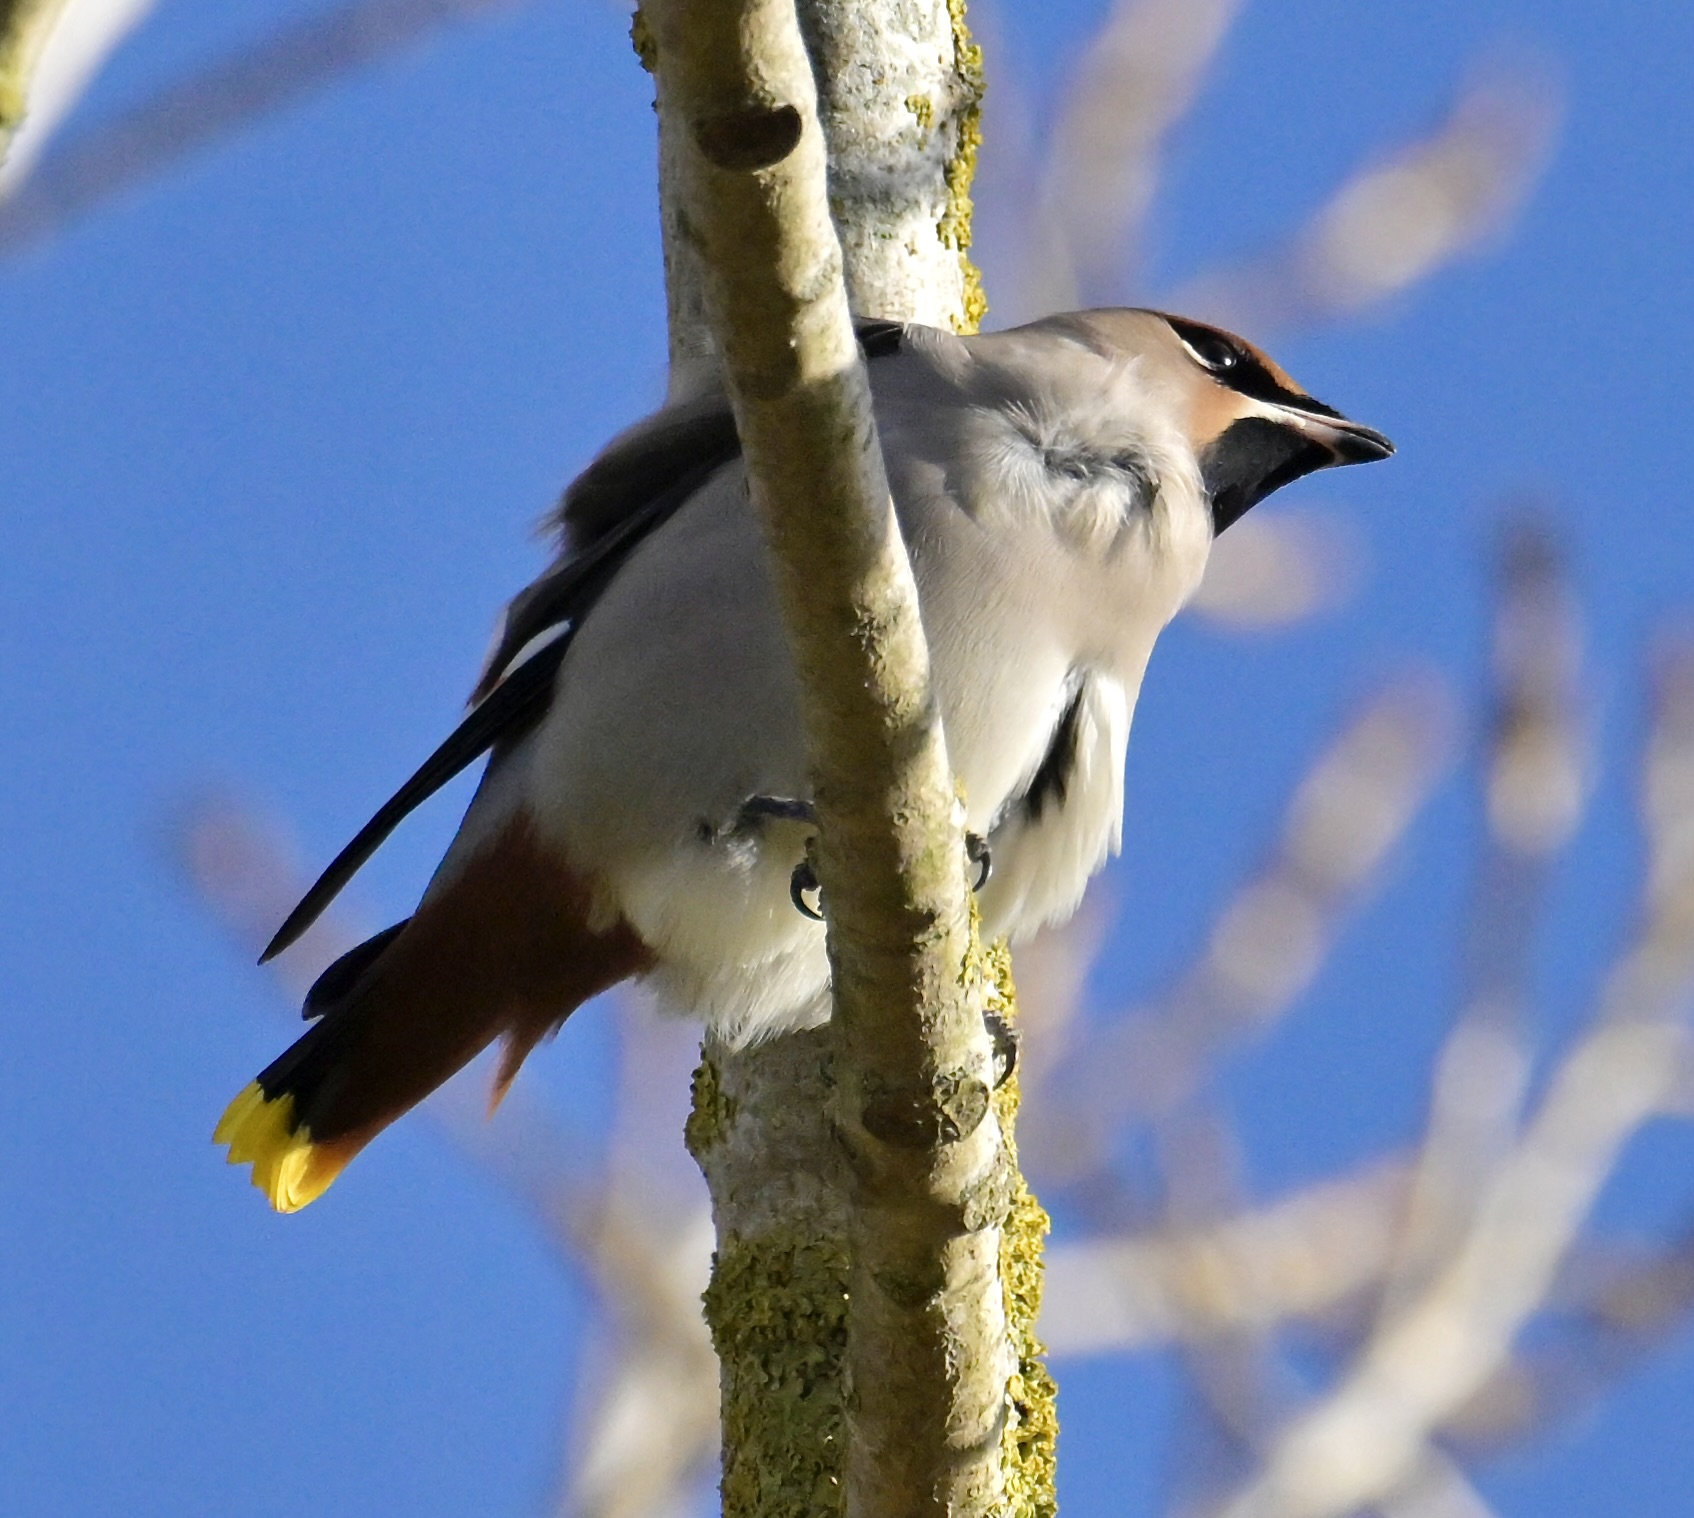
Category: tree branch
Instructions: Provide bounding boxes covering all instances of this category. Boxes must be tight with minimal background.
[646,0,1028,1512]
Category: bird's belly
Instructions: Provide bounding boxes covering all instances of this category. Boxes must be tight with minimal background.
[513,476,1138,1043]
[614,831,833,1045]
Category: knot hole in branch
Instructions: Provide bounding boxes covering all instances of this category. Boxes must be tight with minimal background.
[693,103,804,171]
[858,1069,992,1150]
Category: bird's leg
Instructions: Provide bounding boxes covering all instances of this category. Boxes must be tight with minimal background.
[962,832,1013,1083]
[734,797,826,921]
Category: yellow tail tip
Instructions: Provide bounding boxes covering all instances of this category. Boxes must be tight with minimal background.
[214,1082,348,1213]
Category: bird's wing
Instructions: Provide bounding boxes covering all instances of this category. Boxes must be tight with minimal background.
[261,445,734,962]
[549,316,904,555]
[547,401,743,562]
[260,627,574,962]
[261,319,912,965]
[475,445,736,701]
[854,317,907,360]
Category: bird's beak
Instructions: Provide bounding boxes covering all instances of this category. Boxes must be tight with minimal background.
[1274,406,1395,466]
[1202,403,1394,534]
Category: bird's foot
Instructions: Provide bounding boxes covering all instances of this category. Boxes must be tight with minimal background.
[787,830,992,922]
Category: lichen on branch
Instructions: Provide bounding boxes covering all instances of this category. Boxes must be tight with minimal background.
[0,0,72,160]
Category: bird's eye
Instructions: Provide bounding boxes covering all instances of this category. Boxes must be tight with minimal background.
[1186,334,1239,372]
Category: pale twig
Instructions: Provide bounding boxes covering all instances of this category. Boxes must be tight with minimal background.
[1154,1112,1506,1518]
[1442,1213,1694,1450]
[1142,1114,1503,1518]
[553,1191,719,1518]
[1379,518,1586,1317]
[0,0,152,187]
[1208,644,1694,1518]
[1366,1454,1505,1518]
[176,790,363,1000]
[1144,1103,1500,1518]
[1212,1016,1694,1518]
[648,0,1018,1510]
[1173,1317,1504,1518]
[1142,676,1454,1100]
[1155,1108,1299,1510]
[1172,60,1560,334]
[553,999,719,1518]
[0,0,513,253]
[1027,0,1243,312]
[1042,1158,1410,1357]
[1028,676,1454,1187]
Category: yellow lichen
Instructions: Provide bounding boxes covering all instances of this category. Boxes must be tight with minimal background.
[988,944,1060,1518]
[942,0,988,333]
[704,1232,850,1518]
[684,1053,738,1160]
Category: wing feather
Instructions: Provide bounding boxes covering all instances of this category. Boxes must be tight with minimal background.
[260,639,571,961]
[262,319,911,962]
[263,452,733,963]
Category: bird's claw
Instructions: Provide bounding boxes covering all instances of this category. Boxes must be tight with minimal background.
[788,831,990,922]
[983,1007,1019,1088]
[790,860,825,921]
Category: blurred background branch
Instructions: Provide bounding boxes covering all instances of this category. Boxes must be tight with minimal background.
[0,0,74,163]
[1019,0,1244,314]
[0,0,150,178]
[1172,59,1561,336]
[0,0,511,251]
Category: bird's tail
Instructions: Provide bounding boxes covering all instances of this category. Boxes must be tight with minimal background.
[215,816,653,1212]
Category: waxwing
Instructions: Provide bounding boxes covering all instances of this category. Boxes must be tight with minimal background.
[217,309,1392,1210]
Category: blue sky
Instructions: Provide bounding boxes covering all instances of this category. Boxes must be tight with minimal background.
[4,0,1694,1514]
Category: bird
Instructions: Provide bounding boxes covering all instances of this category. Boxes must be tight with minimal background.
[216,308,1393,1211]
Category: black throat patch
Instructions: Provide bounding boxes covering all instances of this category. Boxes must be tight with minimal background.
[1201,417,1333,533]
